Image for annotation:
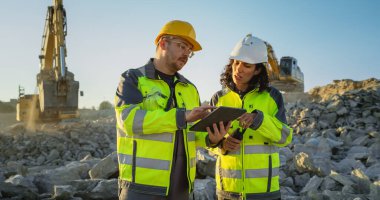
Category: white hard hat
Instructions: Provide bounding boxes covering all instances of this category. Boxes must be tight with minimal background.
[229,34,268,64]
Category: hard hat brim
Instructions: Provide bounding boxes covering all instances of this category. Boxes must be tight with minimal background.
[155,34,202,52]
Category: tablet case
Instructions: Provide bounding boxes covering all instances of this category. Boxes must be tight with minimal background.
[189,106,246,132]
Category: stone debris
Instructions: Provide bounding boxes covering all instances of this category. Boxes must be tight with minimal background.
[0,78,379,200]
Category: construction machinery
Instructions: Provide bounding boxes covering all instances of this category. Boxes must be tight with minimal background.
[265,42,304,92]
[17,0,79,122]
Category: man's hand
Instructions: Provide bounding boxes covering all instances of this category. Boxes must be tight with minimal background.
[206,121,231,145]
[222,135,241,152]
[238,112,257,129]
[185,105,215,123]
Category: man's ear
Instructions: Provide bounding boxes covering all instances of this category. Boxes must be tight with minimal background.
[159,39,168,50]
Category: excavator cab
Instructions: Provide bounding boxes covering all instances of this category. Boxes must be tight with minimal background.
[279,56,304,84]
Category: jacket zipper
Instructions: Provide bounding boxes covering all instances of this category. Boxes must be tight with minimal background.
[132,140,137,183]
[178,90,193,192]
[267,154,272,192]
[241,95,245,197]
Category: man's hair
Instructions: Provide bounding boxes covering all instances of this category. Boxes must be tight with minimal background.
[220,59,269,92]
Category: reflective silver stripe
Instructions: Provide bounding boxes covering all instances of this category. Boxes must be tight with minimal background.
[188,132,195,142]
[277,125,291,144]
[118,153,170,170]
[244,145,278,154]
[245,167,279,178]
[121,105,138,121]
[220,168,242,179]
[119,105,137,130]
[118,128,173,143]
[117,115,124,129]
[228,149,241,155]
[190,157,196,168]
[134,132,173,142]
[133,110,146,134]
[137,157,170,170]
[118,153,132,165]
[118,128,127,137]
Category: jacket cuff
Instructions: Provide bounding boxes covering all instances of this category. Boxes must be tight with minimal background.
[250,110,263,130]
[176,108,187,130]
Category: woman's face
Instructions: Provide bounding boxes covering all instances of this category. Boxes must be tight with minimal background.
[231,59,260,91]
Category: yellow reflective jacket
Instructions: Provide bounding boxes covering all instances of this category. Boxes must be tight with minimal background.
[210,86,293,200]
[115,59,208,196]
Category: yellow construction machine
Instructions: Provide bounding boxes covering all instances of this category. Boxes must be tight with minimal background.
[17,0,79,122]
[265,42,304,92]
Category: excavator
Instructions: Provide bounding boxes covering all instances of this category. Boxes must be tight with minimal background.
[265,42,304,93]
[17,0,79,122]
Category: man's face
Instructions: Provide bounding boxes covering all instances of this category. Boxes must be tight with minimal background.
[164,37,193,72]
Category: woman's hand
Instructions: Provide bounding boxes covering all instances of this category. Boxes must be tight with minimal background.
[238,112,257,129]
[206,121,231,145]
[222,135,241,152]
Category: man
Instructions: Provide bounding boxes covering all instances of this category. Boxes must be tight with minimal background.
[115,20,227,200]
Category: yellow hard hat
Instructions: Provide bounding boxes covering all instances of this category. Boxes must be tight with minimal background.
[155,20,202,51]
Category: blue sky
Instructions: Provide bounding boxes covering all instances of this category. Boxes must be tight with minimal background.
[1,0,379,108]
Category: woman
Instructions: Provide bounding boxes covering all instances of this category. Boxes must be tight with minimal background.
[209,34,293,200]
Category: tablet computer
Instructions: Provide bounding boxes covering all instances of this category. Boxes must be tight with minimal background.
[189,106,246,132]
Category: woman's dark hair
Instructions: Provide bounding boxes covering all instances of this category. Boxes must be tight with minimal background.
[220,59,269,92]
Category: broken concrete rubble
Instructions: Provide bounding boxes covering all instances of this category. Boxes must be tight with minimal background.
[0,78,379,199]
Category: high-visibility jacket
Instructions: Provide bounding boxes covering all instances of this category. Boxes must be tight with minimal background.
[115,59,208,196]
[210,86,293,200]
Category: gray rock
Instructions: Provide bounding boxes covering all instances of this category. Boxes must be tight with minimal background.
[329,171,355,186]
[0,182,38,200]
[89,152,118,179]
[341,185,355,194]
[351,168,371,194]
[336,158,366,175]
[88,179,118,200]
[369,181,380,200]
[47,149,60,162]
[191,177,216,200]
[5,174,38,193]
[294,152,314,174]
[320,176,338,191]
[280,186,298,197]
[351,135,369,146]
[300,175,323,194]
[279,147,293,162]
[336,107,348,116]
[365,163,380,180]
[346,146,369,160]
[197,148,217,178]
[34,161,91,193]
[321,190,344,200]
[294,173,310,188]
[54,185,74,200]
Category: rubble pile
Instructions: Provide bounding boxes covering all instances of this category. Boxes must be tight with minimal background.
[0,116,118,199]
[280,78,380,199]
[0,78,379,200]
[308,78,379,101]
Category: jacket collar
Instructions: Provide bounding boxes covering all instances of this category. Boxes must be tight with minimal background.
[143,58,190,84]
